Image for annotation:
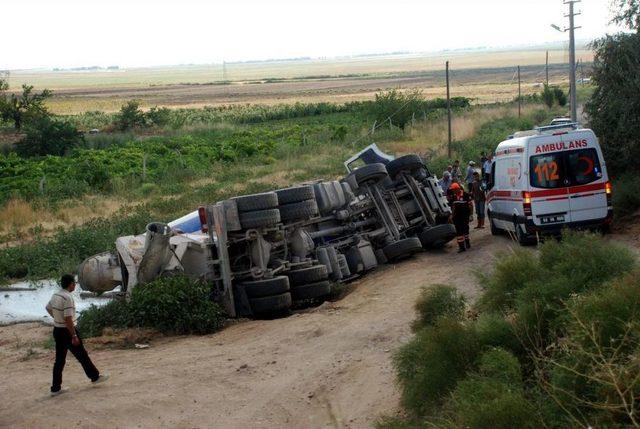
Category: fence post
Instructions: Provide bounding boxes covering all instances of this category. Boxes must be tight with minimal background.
[142,154,147,181]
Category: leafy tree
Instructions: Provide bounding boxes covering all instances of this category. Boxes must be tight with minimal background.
[0,82,52,130]
[611,0,639,31]
[371,88,425,129]
[585,32,640,173]
[541,84,555,108]
[115,100,146,130]
[14,115,84,157]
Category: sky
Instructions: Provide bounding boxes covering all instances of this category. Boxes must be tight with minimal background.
[2,0,625,70]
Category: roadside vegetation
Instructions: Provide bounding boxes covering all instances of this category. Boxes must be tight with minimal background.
[377,232,639,429]
[0,96,555,284]
[77,275,225,337]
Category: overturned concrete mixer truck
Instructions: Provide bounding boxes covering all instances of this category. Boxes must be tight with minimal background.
[78,144,456,317]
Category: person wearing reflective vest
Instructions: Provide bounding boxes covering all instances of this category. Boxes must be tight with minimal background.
[449,182,474,253]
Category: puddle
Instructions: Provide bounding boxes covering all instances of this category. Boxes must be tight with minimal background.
[0,280,112,325]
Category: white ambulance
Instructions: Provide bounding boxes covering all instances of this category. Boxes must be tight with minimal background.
[486,123,613,244]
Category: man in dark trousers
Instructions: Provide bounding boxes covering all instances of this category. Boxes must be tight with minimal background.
[449,182,473,252]
[46,274,109,396]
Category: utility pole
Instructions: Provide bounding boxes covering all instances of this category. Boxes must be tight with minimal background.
[545,50,549,86]
[446,61,452,158]
[518,65,521,117]
[552,0,581,122]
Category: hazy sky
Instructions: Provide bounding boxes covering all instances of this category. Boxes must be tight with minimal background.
[3,0,624,70]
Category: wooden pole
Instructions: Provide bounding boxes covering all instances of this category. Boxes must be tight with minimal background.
[545,50,549,86]
[446,61,452,158]
[517,65,521,118]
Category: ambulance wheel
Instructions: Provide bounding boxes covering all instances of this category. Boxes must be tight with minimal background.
[513,220,534,246]
[489,213,501,236]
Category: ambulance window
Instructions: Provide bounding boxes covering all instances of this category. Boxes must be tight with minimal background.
[529,153,565,188]
[567,148,602,185]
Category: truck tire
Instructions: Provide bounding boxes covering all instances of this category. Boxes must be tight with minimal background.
[291,281,332,301]
[239,276,290,299]
[418,224,456,249]
[350,163,389,186]
[250,292,292,314]
[386,154,424,179]
[275,186,315,205]
[239,209,281,229]
[232,192,278,212]
[383,237,422,261]
[279,199,319,222]
[287,264,328,286]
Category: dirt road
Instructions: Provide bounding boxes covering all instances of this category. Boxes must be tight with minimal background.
[0,229,508,429]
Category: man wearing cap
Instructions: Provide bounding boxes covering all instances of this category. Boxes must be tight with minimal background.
[46,274,109,396]
[465,161,476,193]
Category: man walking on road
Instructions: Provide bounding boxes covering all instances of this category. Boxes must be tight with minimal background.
[46,274,109,396]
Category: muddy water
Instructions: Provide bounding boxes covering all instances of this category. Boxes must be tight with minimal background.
[0,280,111,325]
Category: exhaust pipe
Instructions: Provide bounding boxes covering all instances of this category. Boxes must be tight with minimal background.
[137,222,173,284]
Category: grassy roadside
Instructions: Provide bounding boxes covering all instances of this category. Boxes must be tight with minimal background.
[0,102,557,284]
[377,232,639,429]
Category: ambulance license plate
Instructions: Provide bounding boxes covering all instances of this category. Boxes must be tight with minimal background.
[540,215,565,224]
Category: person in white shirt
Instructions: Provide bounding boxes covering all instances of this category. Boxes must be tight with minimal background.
[483,154,492,184]
[46,274,108,396]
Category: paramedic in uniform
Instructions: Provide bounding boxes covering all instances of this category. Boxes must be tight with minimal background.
[46,274,108,396]
[449,183,473,252]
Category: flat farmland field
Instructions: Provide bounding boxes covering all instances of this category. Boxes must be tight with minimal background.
[5,46,592,113]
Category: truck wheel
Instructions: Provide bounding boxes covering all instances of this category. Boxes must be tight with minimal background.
[383,237,422,262]
[250,292,292,314]
[350,163,389,186]
[232,192,278,212]
[418,224,456,249]
[489,213,501,236]
[239,208,281,229]
[275,185,315,205]
[386,154,424,179]
[239,276,290,299]
[287,264,328,286]
[291,281,332,301]
[279,199,319,222]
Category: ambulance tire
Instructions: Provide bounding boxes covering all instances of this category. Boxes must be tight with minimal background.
[489,213,502,236]
[514,220,536,246]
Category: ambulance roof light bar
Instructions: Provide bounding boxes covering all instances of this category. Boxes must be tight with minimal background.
[534,123,581,134]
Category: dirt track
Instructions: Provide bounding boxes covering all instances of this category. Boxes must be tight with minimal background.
[0,229,508,429]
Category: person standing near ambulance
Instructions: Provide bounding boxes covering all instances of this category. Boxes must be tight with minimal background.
[46,274,109,396]
[471,172,486,229]
[465,161,476,192]
[449,182,473,252]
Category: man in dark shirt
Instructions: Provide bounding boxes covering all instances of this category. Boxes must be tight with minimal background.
[471,172,486,229]
[449,182,473,252]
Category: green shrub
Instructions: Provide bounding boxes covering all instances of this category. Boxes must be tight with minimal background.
[412,285,466,331]
[477,248,542,312]
[477,347,521,384]
[14,116,84,157]
[447,372,537,429]
[146,106,171,127]
[77,275,226,337]
[541,84,555,108]
[394,319,480,416]
[552,87,567,106]
[115,100,146,131]
[77,300,131,337]
[613,175,640,217]
[127,276,225,335]
[476,313,522,357]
